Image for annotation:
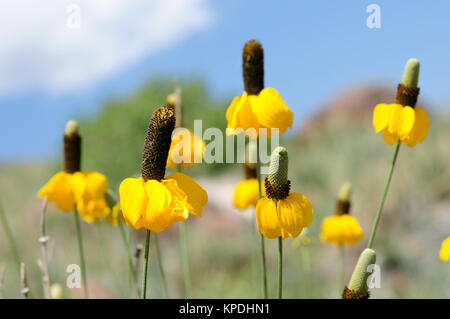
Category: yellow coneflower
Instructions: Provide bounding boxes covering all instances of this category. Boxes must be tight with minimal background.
[373,59,430,147]
[256,147,313,240]
[226,40,293,138]
[256,147,313,299]
[233,164,267,210]
[440,237,450,262]
[38,121,111,223]
[118,105,207,299]
[166,93,205,169]
[320,182,363,246]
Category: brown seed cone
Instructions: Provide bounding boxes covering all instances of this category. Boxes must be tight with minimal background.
[396,83,420,108]
[244,163,257,179]
[264,177,290,200]
[342,286,370,299]
[243,40,264,95]
[64,133,81,173]
[141,105,176,181]
[336,200,351,215]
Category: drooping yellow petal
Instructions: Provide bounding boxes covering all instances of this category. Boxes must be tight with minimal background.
[77,197,111,223]
[373,104,398,133]
[248,88,293,137]
[320,214,364,246]
[256,198,282,239]
[233,179,259,210]
[277,192,313,239]
[382,130,399,146]
[403,107,430,147]
[165,172,208,216]
[38,172,76,211]
[161,179,190,221]
[81,171,109,198]
[388,105,415,139]
[119,178,148,228]
[141,180,175,232]
[440,236,450,262]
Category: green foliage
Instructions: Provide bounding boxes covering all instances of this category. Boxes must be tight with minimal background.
[79,77,229,191]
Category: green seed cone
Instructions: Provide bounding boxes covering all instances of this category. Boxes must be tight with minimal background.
[347,248,376,295]
[338,182,352,202]
[267,146,288,186]
[401,58,420,88]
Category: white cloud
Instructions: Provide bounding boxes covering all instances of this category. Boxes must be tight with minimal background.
[0,0,213,96]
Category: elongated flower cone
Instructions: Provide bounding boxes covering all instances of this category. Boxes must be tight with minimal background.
[342,248,376,299]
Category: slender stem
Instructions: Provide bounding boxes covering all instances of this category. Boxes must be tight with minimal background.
[367,143,401,249]
[338,245,345,296]
[74,208,88,298]
[277,236,283,299]
[256,137,268,299]
[38,197,51,299]
[118,221,137,297]
[179,221,192,298]
[154,233,169,298]
[20,263,29,299]
[0,201,21,276]
[141,230,151,299]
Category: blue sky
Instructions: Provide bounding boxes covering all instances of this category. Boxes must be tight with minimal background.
[1,0,449,162]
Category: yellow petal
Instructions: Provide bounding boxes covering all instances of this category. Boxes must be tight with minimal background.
[233,179,259,210]
[256,198,282,239]
[226,92,261,138]
[440,237,450,262]
[38,172,76,211]
[165,172,208,216]
[382,130,399,146]
[142,180,175,232]
[248,88,293,137]
[403,107,430,147]
[388,105,415,139]
[81,171,109,198]
[277,192,313,239]
[119,178,147,228]
[373,104,398,133]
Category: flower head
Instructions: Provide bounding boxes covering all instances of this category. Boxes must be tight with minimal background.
[440,237,450,262]
[226,40,293,138]
[38,121,111,222]
[119,106,208,232]
[320,182,363,246]
[256,147,313,239]
[373,58,430,147]
[167,128,205,169]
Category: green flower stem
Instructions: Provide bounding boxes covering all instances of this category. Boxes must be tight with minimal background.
[179,221,193,298]
[367,143,401,249]
[141,230,151,299]
[256,136,268,299]
[0,201,21,277]
[118,221,137,297]
[277,236,283,299]
[154,233,169,298]
[74,208,88,298]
